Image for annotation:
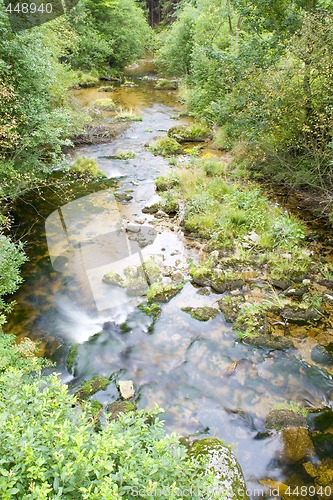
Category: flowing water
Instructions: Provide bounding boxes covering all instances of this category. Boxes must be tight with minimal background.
[5,59,333,497]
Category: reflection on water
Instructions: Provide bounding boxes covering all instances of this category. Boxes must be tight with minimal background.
[5,63,333,495]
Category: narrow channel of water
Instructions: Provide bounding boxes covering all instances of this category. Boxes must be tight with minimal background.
[5,60,333,496]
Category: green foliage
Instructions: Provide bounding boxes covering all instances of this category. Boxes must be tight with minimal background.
[70,0,154,72]
[0,236,27,325]
[0,363,218,498]
[157,0,333,199]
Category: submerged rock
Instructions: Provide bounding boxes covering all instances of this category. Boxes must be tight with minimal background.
[279,306,323,325]
[311,345,333,366]
[281,427,315,463]
[147,282,183,302]
[181,306,219,321]
[190,438,249,500]
[243,334,293,351]
[303,458,333,499]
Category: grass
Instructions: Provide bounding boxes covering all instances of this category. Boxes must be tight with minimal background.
[168,123,211,142]
[111,151,136,160]
[115,107,142,122]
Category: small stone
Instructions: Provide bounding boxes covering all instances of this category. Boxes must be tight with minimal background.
[266,409,307,430]
[106,401,136,420]
[118,380,135,400]
[126,224,140,233]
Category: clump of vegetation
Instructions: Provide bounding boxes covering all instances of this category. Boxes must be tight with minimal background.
[98,85,115,92]
[74,72,99,88]
[156,173,180,191]
[67,344,79,374]
[115,108,143,121]
[168,123,211,142]
[92,98,116,110]
[111,151,136,160]
[74,376,110,401]
[149,136,183,156]
[155,79,178,90]
[70,157,106,178]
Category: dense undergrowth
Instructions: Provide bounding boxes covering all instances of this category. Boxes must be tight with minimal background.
[156,0,333,220]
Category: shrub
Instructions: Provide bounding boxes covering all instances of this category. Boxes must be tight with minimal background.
[0,365,219,499]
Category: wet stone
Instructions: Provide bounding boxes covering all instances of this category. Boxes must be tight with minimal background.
[281,427,315,463]
[271,279,293,290]
[243,334,293,351]
[181,306,219,321]
[279,306,323,325]
[266,409,307,430]
[196,287,211,296]
[311,345,333,366]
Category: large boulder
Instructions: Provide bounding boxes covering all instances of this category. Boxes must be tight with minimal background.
[190,438,249,500]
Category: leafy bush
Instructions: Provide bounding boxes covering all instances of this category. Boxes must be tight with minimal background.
[0,235,27,325]
[0,355,219,499]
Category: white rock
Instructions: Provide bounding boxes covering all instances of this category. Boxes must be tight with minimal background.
[118,380,135,400]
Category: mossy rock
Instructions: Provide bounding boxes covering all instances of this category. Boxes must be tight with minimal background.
[106,401,137,421]
[303,458,333,498]
[190,265,214,287]
[67,344,79,374]
[281,427,315,463]
[92,98,116,110]
[243,334,293,351]
[138,301,162,320]
[154,79,178,90]
[114,192,133,202]
[307,408,333,433]
[142,203,160,214]
[278,306,323,325]
[160,195,179,215]
[75,72,99,88]
[218,295,245,323]
[75,376,110,401]
[266,409,307,431]
[189,438,249,500]
[181,306,219,321]
[147,282,183,302]
[149,137,183,157]
[102,272,125,287]
[88,400,103,421]
[168,124,211,143]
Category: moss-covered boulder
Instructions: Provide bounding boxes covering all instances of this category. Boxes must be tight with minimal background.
[281,427,315,463]
[75,376,110,401]
[190,438,249,500]
[106,401,137,420]
[266,409,307,430]
[147,282,183,302]
[181,306,219,321]
[218,295,245,323]
[138,301,162,320]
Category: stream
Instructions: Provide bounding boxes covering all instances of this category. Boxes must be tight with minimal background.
[5,59,333,498]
